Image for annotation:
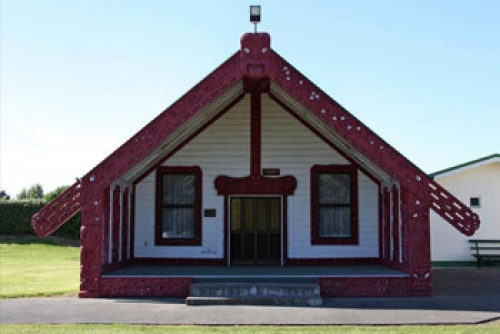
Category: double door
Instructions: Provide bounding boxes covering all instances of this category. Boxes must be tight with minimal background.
[230,197,281,265]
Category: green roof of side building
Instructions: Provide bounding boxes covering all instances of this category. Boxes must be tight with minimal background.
[429,153,500,179]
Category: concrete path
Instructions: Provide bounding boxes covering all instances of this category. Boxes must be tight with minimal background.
[1,268,499,325]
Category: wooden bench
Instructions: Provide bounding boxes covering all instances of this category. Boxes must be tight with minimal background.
[469,239,500,268]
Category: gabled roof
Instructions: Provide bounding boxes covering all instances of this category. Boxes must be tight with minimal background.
[430,153,500,179]
[32,32,480,237]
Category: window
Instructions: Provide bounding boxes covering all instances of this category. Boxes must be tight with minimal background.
[156,166,202,245]
[311,165,358,245]
[470,197,481,208]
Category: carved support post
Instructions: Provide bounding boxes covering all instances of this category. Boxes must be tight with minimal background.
[383,187,391,261]
[392,185,400,263]
[79,185,107,298]
[112,186,120,263]
[101,186,111,273]
[121,187,129,262]
[400,186,409,268]
[403,187,432,296]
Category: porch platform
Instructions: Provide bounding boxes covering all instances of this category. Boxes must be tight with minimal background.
[104,264,408,278]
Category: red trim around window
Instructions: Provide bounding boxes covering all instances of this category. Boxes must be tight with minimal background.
[155,166,202,246]
[311,164,358,245]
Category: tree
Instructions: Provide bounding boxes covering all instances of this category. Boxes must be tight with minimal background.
[45,185,69,202]
[17,184,44,200]
[0,190,10,200]
[17,188,28,200]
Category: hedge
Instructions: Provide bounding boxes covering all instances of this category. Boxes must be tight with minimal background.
[0,200,80,239]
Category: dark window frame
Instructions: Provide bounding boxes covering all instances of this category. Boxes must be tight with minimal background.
[311,164,358,245]
[469,197,481,208]
[155,166,202,246]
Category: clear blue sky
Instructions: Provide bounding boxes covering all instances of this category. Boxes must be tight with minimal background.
[1,0,499,197]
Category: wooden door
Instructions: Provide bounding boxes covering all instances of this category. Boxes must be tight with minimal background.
[230,197,281,265]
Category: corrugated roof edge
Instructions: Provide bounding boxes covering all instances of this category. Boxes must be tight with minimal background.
[429,153,500,179]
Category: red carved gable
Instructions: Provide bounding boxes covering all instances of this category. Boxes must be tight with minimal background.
[31,31,479,238]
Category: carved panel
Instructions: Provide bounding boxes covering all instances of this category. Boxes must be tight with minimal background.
[31,181,81,237]
[318,277,410,297]
[121,187,129,261]
[101,277,192,298]
[392,185,400,263]
[428,180,480,236]
[405,189,432,296]
[112,186,120,263]
[78,189,106,298]
[214,175,297,195]
[240,33,272,80]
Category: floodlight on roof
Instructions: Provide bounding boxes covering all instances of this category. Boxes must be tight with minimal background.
[250,5,261,33]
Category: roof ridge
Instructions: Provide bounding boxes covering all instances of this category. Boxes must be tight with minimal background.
[429,153,500,178]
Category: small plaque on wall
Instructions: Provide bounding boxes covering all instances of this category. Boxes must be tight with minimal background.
[204,209,216,217]
[262,168,280,176]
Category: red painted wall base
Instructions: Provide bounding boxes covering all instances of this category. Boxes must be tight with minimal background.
[100,277,193,298]
[318,277,417,297]
[83,276,429,298]
[78,291,100,298]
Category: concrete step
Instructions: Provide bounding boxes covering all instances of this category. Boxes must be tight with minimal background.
[186,282,323,306]
[186,296,323,306]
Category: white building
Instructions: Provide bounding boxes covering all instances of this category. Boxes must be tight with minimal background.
[430,154,500,265]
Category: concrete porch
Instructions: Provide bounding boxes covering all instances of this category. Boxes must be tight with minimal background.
[104,264,408,279]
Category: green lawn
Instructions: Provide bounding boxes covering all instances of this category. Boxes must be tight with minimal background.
[0,324,499,334]
[0,235,80,298]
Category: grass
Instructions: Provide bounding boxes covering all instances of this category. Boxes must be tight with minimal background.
[0,235,80,298]
[0,324,499,333]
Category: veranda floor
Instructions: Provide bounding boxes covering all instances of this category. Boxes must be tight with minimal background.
[104,264,408,278]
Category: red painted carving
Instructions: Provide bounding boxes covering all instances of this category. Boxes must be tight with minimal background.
[383,188,391,260]
[392,186,400,263]
[428,180,479,236]
[250,92,262,176]
[270,51,479,235]
[31,181,81,237]
[79,183,106,298]
[240,33,272,81]
[405,189,432,296]
[101,187,110,272]
[121,187,129,261]
[112,186,120,263]
[101,277,192,298]
[378,192,383,259]
[400,187,409,267]
[214,175,297,195]
[409,267,432,296]
[130,185,136,259]
[318,277,410,297]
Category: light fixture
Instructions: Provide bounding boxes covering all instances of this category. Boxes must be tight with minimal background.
[250,5,261,33]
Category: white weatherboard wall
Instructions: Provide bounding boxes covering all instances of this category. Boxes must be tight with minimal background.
[134,94,379,259]
[430,161,500,262]
[134,97,250,258]
[261,96,379,258]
